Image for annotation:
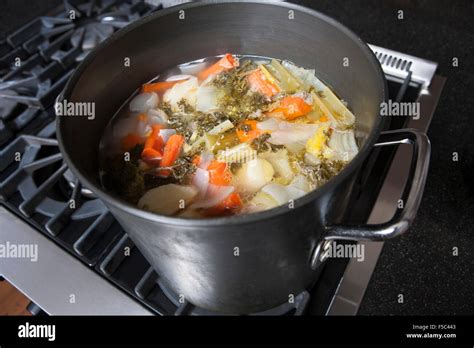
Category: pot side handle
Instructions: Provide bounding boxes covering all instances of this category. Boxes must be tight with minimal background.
[324,128,431,242]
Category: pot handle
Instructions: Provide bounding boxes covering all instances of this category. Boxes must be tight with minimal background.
[324,128,430,242]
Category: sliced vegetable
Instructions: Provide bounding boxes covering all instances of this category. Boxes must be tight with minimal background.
[138,184,198,215]
[196,85,221,112]
[249,191,278,212]
[142,80,188,94]
[264,59,302,93]
[282,60,355,126]
[158,128,177,143]
[267,95,313,120]
[326,129,359,161]
[208,120,234,136]
[236,120,265,143]
[196,152,214,170]
[192,157,233,186]
[129,92,159,113]
[290,175,312,192]
[189,184,235,209]
[203,192,242,216]
[159,134,185,176]
[147,108,168,125]
[141,124,164,163]
[163,77,199,112]
[235,158,274,193]
[198,54,239,81]
[192,167,210,197]
[259,149,294,183]
[207,160,233,185]
[219,192,242,209]
[261,183,306,205]
[257,118,319,149]
[305,124,330,159]
[247,69,280,97]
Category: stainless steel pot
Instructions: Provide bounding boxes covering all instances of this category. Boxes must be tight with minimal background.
[56,1,430,314]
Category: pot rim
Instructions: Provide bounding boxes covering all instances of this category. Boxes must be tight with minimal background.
[57,0,388,227]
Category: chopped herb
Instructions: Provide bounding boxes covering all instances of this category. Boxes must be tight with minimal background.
[213,60,270,122]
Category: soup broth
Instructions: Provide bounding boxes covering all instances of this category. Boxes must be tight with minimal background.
[99,54,358,218]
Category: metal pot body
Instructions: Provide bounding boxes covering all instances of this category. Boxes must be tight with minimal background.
[106,172,356,313]
[57,1,388,313]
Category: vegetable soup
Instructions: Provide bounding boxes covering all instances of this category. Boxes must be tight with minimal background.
[99,54,359,218]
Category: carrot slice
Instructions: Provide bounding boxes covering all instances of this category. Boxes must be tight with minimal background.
[207,160,232,185]
[202,192,242,217]
[247,69,280,97]
[142,124,164,163]
[157,134,185,177]
[197,54,239,81]
[141,147,163,161]
[236,120,264,143]
[142,80,188,94]
[192,157,232,186]
[267,96,313,120]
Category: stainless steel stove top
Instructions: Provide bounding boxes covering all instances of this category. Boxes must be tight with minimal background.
[0,1,445,316]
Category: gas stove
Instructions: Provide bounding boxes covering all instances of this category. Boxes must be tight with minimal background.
[0,0,445,315]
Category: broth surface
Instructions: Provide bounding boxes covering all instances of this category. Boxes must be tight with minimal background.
[99,54,358,218]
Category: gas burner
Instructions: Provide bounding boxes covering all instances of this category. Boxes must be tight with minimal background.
[0,0,156,146]
[0,120,119,265]
[0,121,106,218]
[39,0,156,62]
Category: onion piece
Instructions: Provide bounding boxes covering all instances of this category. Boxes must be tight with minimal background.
[257,118,279,131]
[192,168,210,197]
[248,191,278,212]
[257,118,319,147]
[148,108,168,125]
[159,128,176,144]
[196,85,221,113]
[163,77,199,112]
[261,183,306,205]
[190,185,234,209]
[327,129,359,161]
[235,158,274,193]
[199,151,214,170]
[129,92,159,113]
[259,149,294,183]
[290,175,312,192]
